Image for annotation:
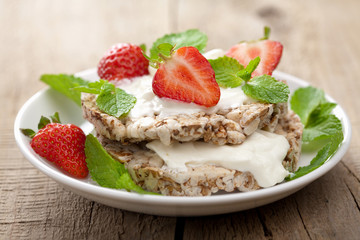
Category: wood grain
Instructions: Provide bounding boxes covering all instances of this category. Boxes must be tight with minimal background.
[1,0,359,239]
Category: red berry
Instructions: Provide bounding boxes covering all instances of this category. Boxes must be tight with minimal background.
[97,43,149,82]
[226,40,283,76]
[153,46,220,108]
[30,123,88,178]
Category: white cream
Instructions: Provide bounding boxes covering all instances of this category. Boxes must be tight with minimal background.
[203,48,227,59]
[112,48,250,119]
[116,75,249,119]
[146,130,290,188]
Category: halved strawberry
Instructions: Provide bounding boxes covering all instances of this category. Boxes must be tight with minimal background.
[226,40,283,77]
[152,46,220,108]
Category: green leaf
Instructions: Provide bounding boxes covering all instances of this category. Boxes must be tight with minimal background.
[237,57,261,82]
[73,80,108,94]
[40,74,89,106]
[139,43,146,53]
[242,75,290,103]
[85,134,125,189]
[290,86,326,126]
[85,134,159,195]
[96,88,137,118]
[208,56,244,88]
[245,57,260,77]
[287,86,344,181]
[20,128,36,138]
[38,116,51,129]
[150,29,207,61]
[302,115,342,143]
[286,132,343,181]
[157,43,174,58]
[261,26,271,40]
[116,173,156,195]
[308,102,337,123]
[50,112,61,123]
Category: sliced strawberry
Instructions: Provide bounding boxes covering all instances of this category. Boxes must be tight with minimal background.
[226,40,283,76]
[98,43,149,82]
[152,46,220,108]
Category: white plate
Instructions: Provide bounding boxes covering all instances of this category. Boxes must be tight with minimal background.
[14,69,352,216]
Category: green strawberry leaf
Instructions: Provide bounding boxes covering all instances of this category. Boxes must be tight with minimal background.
[85,134,159,195]
[50,112,61,123]
[260,26,271,40]
[21,112,63,139]
[157,43,174,58]
[242,75,290,103]
[38,116,51,130]
[40,74,89,106]
[20,128,36,138]
[139,43,146,53]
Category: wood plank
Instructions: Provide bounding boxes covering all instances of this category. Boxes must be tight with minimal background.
[0,0,176,239]
[294,162,360,239]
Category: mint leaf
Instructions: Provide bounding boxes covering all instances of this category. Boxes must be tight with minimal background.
[286,132,343,181]
[290,86,326,126]
[242,75,290,103]
[308,102,337,123]
[73,79,108,94]
[150,29,207,61]
[85,134,127,189]
[238,57,260,81]
[40,74,89,106]
[116,173,154,195]
[208,56,244,88]
[74,79,137,118]
[96,88,136,118]
[85,134,158,195]
[302,115,342,143]
[287,86,344,181]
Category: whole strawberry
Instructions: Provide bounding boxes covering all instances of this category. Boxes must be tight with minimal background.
[97,43,149,82]
[21,113,88,178]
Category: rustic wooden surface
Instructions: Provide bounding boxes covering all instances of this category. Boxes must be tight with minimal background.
[1,0,359,239]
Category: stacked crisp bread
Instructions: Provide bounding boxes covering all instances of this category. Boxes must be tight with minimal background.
[82,92,303,196]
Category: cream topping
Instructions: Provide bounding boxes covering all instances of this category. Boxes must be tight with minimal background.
[115,49,249,119]
[146,130,290,188]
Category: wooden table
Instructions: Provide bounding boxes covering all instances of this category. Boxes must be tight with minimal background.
[1,0,359,239]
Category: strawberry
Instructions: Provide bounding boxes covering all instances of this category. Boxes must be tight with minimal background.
[226,27,283,77]
[97,43,149,82]
[21,114,88,178]
[152,46,220,107]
